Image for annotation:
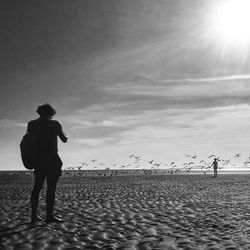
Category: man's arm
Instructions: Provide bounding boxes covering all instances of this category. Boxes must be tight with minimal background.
[57,122,68,143]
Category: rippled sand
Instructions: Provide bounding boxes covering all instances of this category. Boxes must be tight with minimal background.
[1,174,250,249]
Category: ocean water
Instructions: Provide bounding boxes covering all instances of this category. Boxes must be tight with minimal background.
[1,168,250,176]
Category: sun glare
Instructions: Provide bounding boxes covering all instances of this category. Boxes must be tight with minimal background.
[209,0,250,48]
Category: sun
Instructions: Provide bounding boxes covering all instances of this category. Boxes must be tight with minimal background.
[209,0,250,48]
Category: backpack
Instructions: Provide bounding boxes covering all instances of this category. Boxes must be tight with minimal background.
[20,133,37,170]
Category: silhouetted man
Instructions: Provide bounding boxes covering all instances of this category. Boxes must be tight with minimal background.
[28,104,68,223]
[211,158,218,177]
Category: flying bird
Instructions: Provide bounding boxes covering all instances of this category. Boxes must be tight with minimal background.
[216,157,222,162]
[208,154,216,158]
[185,154,197,159]
[222,159,230,165]
[153,163,161,167]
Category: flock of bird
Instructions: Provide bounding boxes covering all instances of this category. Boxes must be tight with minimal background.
[63,152,250,176]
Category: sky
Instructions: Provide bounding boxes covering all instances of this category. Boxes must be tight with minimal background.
[1,0,250,170]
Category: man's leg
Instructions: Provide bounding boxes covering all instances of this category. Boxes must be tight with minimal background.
[30,173,45,222]
[46,174,60,223]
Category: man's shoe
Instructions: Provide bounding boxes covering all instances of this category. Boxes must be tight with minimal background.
[31,215,42,223]
[46,216,62,223]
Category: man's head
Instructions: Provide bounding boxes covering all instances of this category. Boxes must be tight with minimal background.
[214,158,217,161]
[36,104,56,119]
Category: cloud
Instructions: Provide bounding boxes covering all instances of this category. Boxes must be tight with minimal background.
[161,74,250,83]
[73,137,115,147]
[0,119,26,128]
[99,120,124,127]
[105,73,250,95]
[100,73,250,114]
[113,104,250,154]
[62,101,249,152]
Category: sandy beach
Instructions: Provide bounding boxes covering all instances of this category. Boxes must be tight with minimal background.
[1,173,250,249]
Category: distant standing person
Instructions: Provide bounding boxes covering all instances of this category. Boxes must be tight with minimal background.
[211,158,218,177]
[28,104,68,223]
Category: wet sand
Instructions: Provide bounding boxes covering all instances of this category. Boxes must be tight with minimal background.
[1,173,250,249]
